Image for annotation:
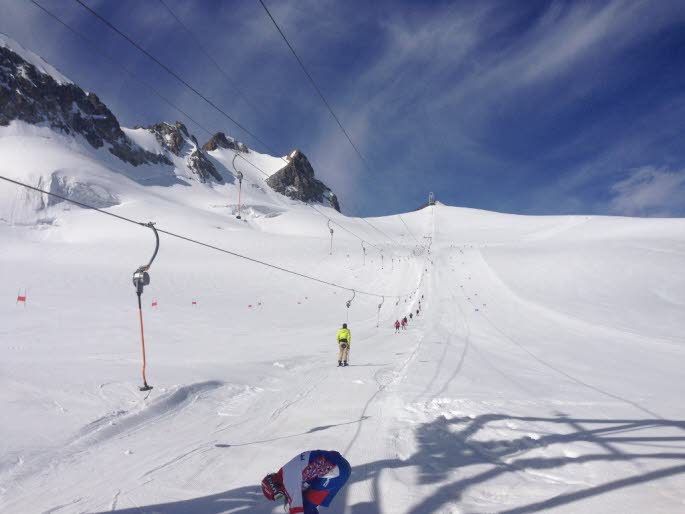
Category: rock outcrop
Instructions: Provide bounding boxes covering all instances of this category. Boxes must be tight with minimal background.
[144,122,221,182]
[1,36,342,201]
[266,149,340,212]
[202,132,249,153]
[0,45,169,167]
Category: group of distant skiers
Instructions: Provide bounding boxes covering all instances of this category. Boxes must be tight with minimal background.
[394,303,421,333]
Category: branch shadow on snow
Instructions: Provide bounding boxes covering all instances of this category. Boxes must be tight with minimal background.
[89,413,685,514]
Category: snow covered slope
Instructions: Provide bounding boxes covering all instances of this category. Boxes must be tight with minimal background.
[1,31,684,514]
[1,180,684,513]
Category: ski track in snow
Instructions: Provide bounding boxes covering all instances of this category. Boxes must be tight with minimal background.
[1,190,684,514]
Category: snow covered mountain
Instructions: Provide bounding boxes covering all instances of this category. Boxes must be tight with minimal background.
[0,32,340,221]
[1,34,685,514]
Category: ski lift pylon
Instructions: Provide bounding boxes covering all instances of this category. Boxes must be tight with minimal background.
[131,222,159,392]
[327,220,334,255]
[232,154,244,220]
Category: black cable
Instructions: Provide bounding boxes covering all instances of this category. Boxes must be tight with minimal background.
[398,213,420,245]
[0,175,145,226]
[257,0,370,170]
[157,0,268,126]
[308,204,380,251]
[359,217,402,247]
[72,0,278,157]
[30,0,396,254]
[31,0,260,188]
[0,174,418,298]
[256,0,419,252]
[30,0,212,139]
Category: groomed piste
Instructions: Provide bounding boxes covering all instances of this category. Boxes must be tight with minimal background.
[1,159,684,512]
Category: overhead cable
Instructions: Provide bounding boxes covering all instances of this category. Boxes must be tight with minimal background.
[256,0,370,170]
[255,0,410,249]
[157,0,268,125]
[398,213,420,245]
[30,0,212,139]
[0,174,417,299]
[359,217,402,247]
[72,0,277,156]
[30,0,386,252]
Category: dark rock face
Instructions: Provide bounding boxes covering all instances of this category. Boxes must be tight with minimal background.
[266,149,340,212]
[0,46,169,167]
[143,122,221,182]
[1,41,341,201]
[187,148,222,182]
[146,121,190,156]
[202,132,249,153]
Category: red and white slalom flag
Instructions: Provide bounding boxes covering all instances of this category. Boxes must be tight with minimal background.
[16,289,27,306]
[151,298,158,308]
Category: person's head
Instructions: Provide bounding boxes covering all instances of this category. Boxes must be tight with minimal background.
[261,473,285,502]
[342,323,347,329]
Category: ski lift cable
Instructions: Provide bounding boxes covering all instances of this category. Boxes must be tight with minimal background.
[359,217,402,248]
[398,214,420,245]
[0,175,419,299]
[33,0,407,255]
[31,0,250,190]
[157,0,268,127]
[72,0,278,157]
[308,204,380,251]
[70,0,289,175]
[29,0,214,141]
[256,0,370,171]
[256,0,427,253]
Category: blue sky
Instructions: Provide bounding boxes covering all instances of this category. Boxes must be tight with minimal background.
[2,0,685,217]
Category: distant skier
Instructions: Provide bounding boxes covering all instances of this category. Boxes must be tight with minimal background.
[401,317,407,330]
[409,312,413,321]
[261,450,351,514]
[394,320,400,333]
[337,323,351,367]
[416,309,419,316]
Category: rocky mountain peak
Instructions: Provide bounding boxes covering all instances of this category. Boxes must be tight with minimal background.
[145,121,194,156]
[143,121,221,182]
[0,35,341,200]
[202,132,249,153]
[0,43,169,167]
[266,149,340,212]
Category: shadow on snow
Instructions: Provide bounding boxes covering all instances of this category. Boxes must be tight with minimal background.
[90,413,685,514]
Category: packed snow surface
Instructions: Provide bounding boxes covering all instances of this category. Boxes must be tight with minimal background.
[1,128,685,513]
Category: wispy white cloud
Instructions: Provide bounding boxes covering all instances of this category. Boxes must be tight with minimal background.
[3,0,685,216]
[609,166,685,217]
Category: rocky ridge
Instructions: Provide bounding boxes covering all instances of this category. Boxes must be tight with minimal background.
[143,122,221,182]
[0,45,169,167]
[202,132,249,153]
[1,36,340,208]
[267,150,340,212]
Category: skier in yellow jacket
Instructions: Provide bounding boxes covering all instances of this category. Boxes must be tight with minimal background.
[337,323,351,367]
